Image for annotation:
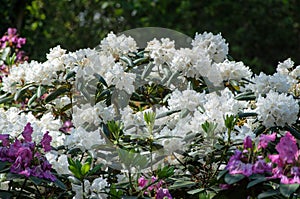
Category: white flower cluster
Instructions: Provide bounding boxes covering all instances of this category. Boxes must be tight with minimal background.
[72,177,108,199]
[213,60,252,81]
[146,38,176,67]
[255,90,299,127]
[189,88,248,133]
[167,89,206,112]
[100,32,137,57]
[243,72,296,96]
[192,31,229,63]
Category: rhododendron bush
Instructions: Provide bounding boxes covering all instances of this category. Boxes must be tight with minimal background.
[1,27,300,199]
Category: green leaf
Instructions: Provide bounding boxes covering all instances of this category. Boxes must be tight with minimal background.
[94,73,108,87]
[157,166,174,179]
[238,112,258,118]
[81,162,91,176]
[217,169,228,180]
[61,103,72,112]
[65,71,76,80]
[141,62,155,79]
[37,85,46,98]
[279,183,299,197]
[187,188,205,195]
[169,180,196,189]
[0,161,10,172]
[54,178,67,190]
[0,190,13,199]
[254,125,266,136]
[224,173,245,185]
[29,176,43,185]
[133,57,148,65]
[14,84,33,101]
[28,93,37,106]
[247,177,267,189]
[234,92,256,101]
[257,190,280,199]
[44,85,69,103]
[89,164,103,175]
[229,79,240,91]
[120,55,133,67]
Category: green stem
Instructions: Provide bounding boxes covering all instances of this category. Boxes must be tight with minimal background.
[128,171,134,195]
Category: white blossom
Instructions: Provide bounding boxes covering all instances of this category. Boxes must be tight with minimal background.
[100,32,137,57]
[255,90,299,128]
[192,32,229,63]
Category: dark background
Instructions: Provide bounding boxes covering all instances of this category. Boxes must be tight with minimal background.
[1,0,300,74]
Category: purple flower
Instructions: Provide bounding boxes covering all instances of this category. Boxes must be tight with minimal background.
[275,132,298,164]
[19,167,31,177]
[243,136,253,149]
[11,160,23,174]
[0,134,10,147]
[22,123,33,142]
[258,133,276,149]
[41,131,52,152]
[16,146,33,167]
[156,188,172,199]
[42,170,56,181]
[219,184,231,190]
[253,157,272,174]
[59,120,74,133]
[16,37,26,48]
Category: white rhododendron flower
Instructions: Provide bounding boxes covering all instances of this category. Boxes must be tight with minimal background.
[276,58,294,75]
[213,60,252,81]
[255,90,299,127]
[192,31,229,63]
[100,32,137,57]
[171,47,212,78]
[146,38,176,66]
[243,72,296,96]
[167,89,206,112]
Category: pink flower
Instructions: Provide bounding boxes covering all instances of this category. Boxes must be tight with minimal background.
[258,133,276,149]
[275,132,298,164]
[7,28,17,36]
[138,176,148,188]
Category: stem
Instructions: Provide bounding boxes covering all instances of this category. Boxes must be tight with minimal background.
[82,180,86,199]
[16,178,27,199]
[128,171,134,195]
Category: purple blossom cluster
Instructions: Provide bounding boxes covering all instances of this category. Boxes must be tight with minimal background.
[0,28,28,75]
[225,132,300,185]
[138,176,172,199]
[1,28,26,49]
[0,123,56,181]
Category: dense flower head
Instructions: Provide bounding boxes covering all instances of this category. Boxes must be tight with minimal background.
[275,132,298,164]
[192,31,229,63]
[258,133,276,149]
[0,28,26,49]
[0,123,55,181]
[255,90,299,128]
